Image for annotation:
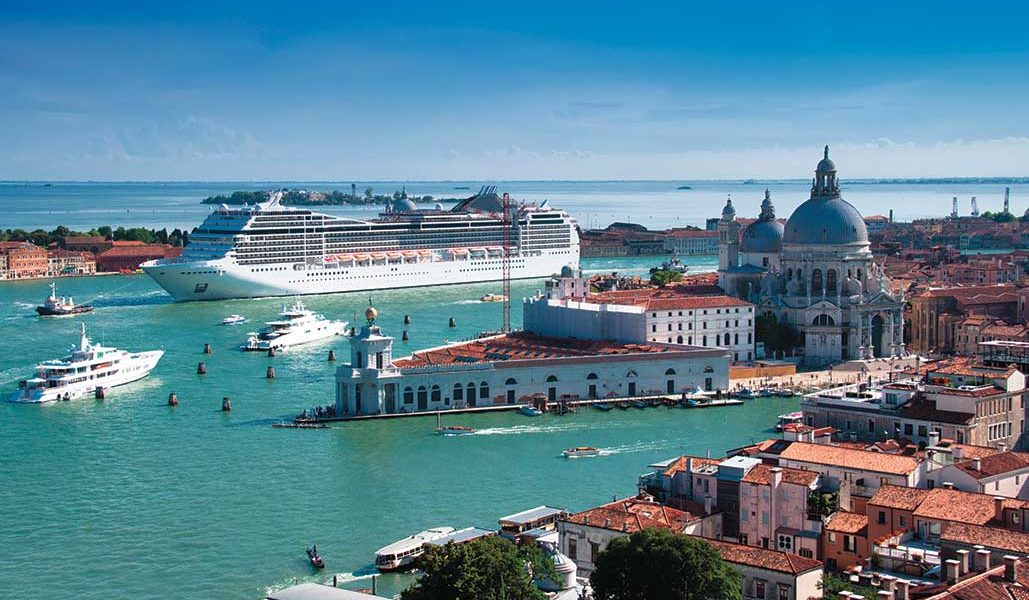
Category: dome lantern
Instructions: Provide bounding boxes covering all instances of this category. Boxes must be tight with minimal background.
[721,194,736,221]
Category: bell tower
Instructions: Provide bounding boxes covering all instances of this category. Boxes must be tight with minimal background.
[717,195,740,289]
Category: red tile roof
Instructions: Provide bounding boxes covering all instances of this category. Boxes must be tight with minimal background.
[778,442,921,476]
[922,562,1029,600]
[825,511,869,534]
[705,539,823,575]
[868,485,931,511]
[953,453,1029,480]
[393,332,688,368]
[562,497,697,533]
[741,464,819,487]
[941,522,1029,555]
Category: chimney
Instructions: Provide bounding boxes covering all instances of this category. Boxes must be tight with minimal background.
[943,482,955,489]
[973,458,982,471]
[995,496,1006,522]
[770,467,783,488]
[945,559,961,583]
[956,549,971,575]
[880,575,896,592]
[704,494,713,516]
[999,442,1009,453]
[929,431,941,447]
[975,548,991,572]
[895,579,910,600]
[876,592,892,600]
[953,446,965,460]
[1004,555,1019,582]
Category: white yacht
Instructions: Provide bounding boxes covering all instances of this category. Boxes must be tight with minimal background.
[9,324,164,403]
[374,527,456,572]
[141,187,579,301]
[240,299,347,351]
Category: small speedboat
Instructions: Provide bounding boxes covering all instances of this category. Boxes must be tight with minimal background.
[436,425,476,436]
[684,398,701,407]
[759,388,774,398]
[221,314,247,325]
[631,400,647,409]
[563,446,601,458]
[306,547,324,569]
[776,388,795,397]
[592,403,613,411]
[735,388,756,400]
[520,405,543,417]
[480,293,508,303]
[616,402,631,410]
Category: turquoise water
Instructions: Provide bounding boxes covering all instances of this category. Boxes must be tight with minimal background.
[0,256,798,599]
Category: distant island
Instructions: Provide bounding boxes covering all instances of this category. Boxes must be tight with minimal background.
[676,185,692,190]
[454,186,471,190]
[201,188,461,207]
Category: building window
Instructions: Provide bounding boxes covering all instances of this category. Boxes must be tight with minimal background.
[755,580,766,600]
[828,532,836,543]
[589,541,600,561]
[479,382,489,399]
[778,584,791,600]
[431,385,441,403]
[899,515,907,527]
[568,538,577,560]
[403,387,414,404]
[453,384,463,401]
[844,535,856,552]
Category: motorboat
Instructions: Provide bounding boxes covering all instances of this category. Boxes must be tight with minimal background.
[436,425,476,436]
[306,546,324,569]
[9,324,163,403]
[480,293,508,303]
[562,446,601,458]
[776,388,795,397]
[375,527,456,572]
[35,282,93,317]
[759,388,775,398]
[734,388,756,400]
[631,400,648,409]
[592,403,613,411]
[240,299,347,351]
[221,314,247,325]
[775,411,804,431]
[520,405,543,417]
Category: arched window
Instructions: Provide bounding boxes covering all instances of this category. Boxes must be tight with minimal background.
[356,351,363,368]
[626,370,638,378]
[826,269,838,293]
[417,386,427,404]
[734,333,739,345]
[857,268,863,282]
[546,375,559,383]
[586,373,598,380]
[787,268,793,279]
[676,335,683,344]
[431,385,441,403]
[453,384,463,401]
[403,387,414,404]
[797,268,803,281]
[723,332,731,345]
[813,314,836,326]
[665,368,676,375]
[702,335,707,346]
[479,382,489,399]
[812,268,823,293]
[505,377,517,385]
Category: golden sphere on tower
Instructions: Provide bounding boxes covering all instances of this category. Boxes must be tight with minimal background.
[365,306,378,322]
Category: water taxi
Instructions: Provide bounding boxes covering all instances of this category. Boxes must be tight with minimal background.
[519,405,543,417]
[562,446,601,458]
[221,314,247,325]
[375,527,456,572]
[35,282,93,317]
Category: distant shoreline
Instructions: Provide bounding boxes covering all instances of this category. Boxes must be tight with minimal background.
[3,177,1029,185]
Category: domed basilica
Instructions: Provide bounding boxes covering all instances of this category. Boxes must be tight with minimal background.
[717,147,905,367]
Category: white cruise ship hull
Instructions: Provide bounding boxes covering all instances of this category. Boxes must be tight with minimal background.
[8,350,165,403]
[143,250,576,301]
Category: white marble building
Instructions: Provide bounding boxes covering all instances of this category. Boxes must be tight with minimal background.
[717,147,906,367]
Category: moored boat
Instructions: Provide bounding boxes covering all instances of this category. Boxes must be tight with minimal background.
[776,388,795,397]
[519,405,543,417]
[35,282,93,317]
[375,527,456,572]
[631,400,647,409]
[592,403,613,411]
[734,388,756,400]
[562,446,601,458]
[775,411,804,431]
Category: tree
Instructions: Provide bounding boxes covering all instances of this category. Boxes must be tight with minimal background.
[590,529,742,600]
[364,186,374,199]
[401,536,552,600]
[650,269,683,287]
[755,313,802,355]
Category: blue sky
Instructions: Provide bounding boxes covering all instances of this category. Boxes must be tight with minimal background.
[2,0,1028,180]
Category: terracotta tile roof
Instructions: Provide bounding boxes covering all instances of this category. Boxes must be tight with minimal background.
[929,358,1016,378]
[868,485,931,511]
[825,511,868,534]
[562,497,696,533]
[912,488,1002,524]
[916,284,1019,305]
[664,229,719,238]
[778,442,921,476]
[922,562,1029,600]
[661,455,721,477]
[953,452,1029,480]
[704,539,823,575]
[900,400,975,425]
[941,522,1029,554]
[98,245,178,258]
[393,332,686,368]
[588,286,752,312]
[741,464,819,487]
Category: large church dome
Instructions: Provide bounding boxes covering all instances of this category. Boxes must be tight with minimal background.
[740,190,784,253]
[782,146,869,245]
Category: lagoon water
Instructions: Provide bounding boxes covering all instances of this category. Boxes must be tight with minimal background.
[0,255,802,599]
[2,179,1025,234]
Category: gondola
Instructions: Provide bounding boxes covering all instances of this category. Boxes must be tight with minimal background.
[306,547,325,569]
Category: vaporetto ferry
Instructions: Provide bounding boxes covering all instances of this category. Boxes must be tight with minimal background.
[141,188,580,301]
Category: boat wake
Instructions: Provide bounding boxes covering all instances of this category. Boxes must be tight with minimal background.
[597,439,678,456]
[13,301,35,309]
[473,422,595,436]
[451,299,483,305]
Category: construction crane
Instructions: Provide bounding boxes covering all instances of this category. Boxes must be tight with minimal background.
[501,192,513,333]
[951,197,958,218]
[1004,187,1011,214]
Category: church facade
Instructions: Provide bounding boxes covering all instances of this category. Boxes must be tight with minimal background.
[717,147,906,367]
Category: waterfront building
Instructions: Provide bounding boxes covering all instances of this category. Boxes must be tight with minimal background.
[557,499,823,599]
[47,248,96,276]
[801,360,1026,449]
[663,229,719,255]
[0,241,49,279]
[524,267,756,361]
[335,306,731,417]
[97,242,181,272]
[62,236,113,255]
[717,148,906,367]
[909,285,1021,355]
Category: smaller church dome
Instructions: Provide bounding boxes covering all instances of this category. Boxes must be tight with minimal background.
[365,306,378,322]
[721,196,736,220]
[741,220,784,253]
[392,198,417,212]
[560,265,575,277]
[816,145,836,173]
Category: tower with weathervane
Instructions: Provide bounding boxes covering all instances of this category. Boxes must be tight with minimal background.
[335,304,402,416]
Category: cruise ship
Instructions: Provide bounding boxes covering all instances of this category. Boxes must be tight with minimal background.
[141,187,580,301]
